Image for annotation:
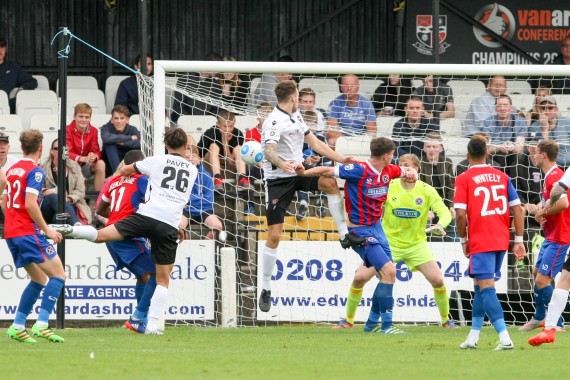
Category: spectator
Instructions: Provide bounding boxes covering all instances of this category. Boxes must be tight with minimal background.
[412,75,455,125]
[253,56,295,106]
[464,75,507,136]
[420,132,455,216]
[243,102,272,215]
[529,95,570,168]
[298,87,326,132]
[481,94,527,175]
[371,74,412,117]
[295,110,329,219]
[526,86,553,126]
[40,138,92,226]
[180,145,226,241]
[391,96,438,158]
[218,56,249,110]
[0,36,37,113]
[170,52,222,123]
[115,54,154,116]
[101,105,142,174]
[327,74,377,148]
[456,132,501,176]
[66,103,106,191]
[197,109,250,192]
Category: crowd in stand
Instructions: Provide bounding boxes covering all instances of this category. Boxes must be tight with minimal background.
[1,34,570,247]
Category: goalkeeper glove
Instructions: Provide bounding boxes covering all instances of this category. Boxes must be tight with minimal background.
[425,224,446,236]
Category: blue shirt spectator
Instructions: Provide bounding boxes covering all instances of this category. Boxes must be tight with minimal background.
[328,94,376,136]
[529,96,570,167]
[464,75,507,137]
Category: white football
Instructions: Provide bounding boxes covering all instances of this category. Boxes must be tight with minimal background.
[240,141,264,165]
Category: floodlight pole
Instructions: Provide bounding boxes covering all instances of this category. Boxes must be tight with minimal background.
[56,26,69,330]
[140,0,148,75]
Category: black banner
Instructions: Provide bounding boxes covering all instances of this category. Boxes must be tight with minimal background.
[406,1,570,64]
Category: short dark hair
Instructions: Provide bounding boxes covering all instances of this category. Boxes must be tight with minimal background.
[112,104,130,117]
[275,80,298,103]
[217,109,235,123]
[370,137,395,157]
[467,134,487,159]
[123,150,145,165]
[164,127,187,150]
[20,129,43,155]
[537,140,559,161]
[133,54,153,68]
[205,52,223,61]
[495,94,512,105]
[0,37,6,47]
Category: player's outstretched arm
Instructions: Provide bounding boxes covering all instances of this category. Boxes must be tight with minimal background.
[550,182,567,205]
[304,132,356,164]
[301,166,335,177]
[25,193,62,243]
[120,164,136,178]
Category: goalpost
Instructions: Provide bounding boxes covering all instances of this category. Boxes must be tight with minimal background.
[138,61,570,327]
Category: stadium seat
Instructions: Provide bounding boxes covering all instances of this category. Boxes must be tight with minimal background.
[315,91,340,112]
[440,118,463,137]
[447,80,485,96]
[105,75,129,113]
[248,77,261,107]
[90,114,112,128]
[16,90,58,130]
[177,115,217,143]
[32,75,50,91]
[0,115,24,157]
[335,135,372,189]
[29,114,63,161]
[0,91,9,115]
[56,75,99,94]
[376,116,398,137]
[452,94,476,124]
[298,78,339,94]
[129,114,142,130]
[442,136,470,168]
[359,79,383,100]
[506,80,532,95]
[235,115,258,134]
[509,94,535,113]
[66,89,106,118]
[554,95,570,117]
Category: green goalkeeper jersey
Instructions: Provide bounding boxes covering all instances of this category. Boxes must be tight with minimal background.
[382,178,452,250]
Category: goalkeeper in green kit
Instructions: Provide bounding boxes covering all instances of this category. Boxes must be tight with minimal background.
[333,154,459,330]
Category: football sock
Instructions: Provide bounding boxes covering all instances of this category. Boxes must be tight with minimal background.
[533,284,545,320]
[366,283,382,327]
[545,289,569,329]
[346,286,364,324]
[261,246,278,291]
[327,194,348,238]
[68,225,98,241]
[134,277,157,320]
[471,285,484,331]
[14,280,44,328]
[377,282,394,331]
[536,284,553,321]
[480,287,507,334]
[135,282,146,303]
[37,277,65,325]
[433,286,449,323]
[147,285,168,331]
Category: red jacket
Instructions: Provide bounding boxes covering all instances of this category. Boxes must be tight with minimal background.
[66,121,102,162]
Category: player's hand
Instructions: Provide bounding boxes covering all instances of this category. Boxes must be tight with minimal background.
[403,167,418,182]
[425,224,446,236]
[461,241,470,258]
[295,166,306,175]
[512,242,527,261]
[178,227,186,243]
[45,228,63,244]
[279,160,297,174]
[339,156,357,165]
[550,182,566,205]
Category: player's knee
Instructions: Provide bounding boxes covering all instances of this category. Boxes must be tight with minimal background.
[381,263,396,283]
[535,275,552,289]
[430,276,444,288]
[318,176,339,193]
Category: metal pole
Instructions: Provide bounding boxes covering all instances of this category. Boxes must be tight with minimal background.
[140,0,148,75]
[56,26,69,330]
[433,0,440,64]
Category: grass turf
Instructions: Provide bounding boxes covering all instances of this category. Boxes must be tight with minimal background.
[0,324,565,379]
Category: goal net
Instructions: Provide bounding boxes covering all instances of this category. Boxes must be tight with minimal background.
[137,61,570,327]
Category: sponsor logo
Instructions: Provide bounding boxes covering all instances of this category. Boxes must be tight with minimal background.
[412,15,451,55]
[542,263,549,271]
[393,208,421,219]
[35,172,43,183]
[473,3,516,48]
[368,187,387,196]
[345,164,354,170]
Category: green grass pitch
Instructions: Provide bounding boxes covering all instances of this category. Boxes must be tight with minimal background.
[1,324,565,379]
